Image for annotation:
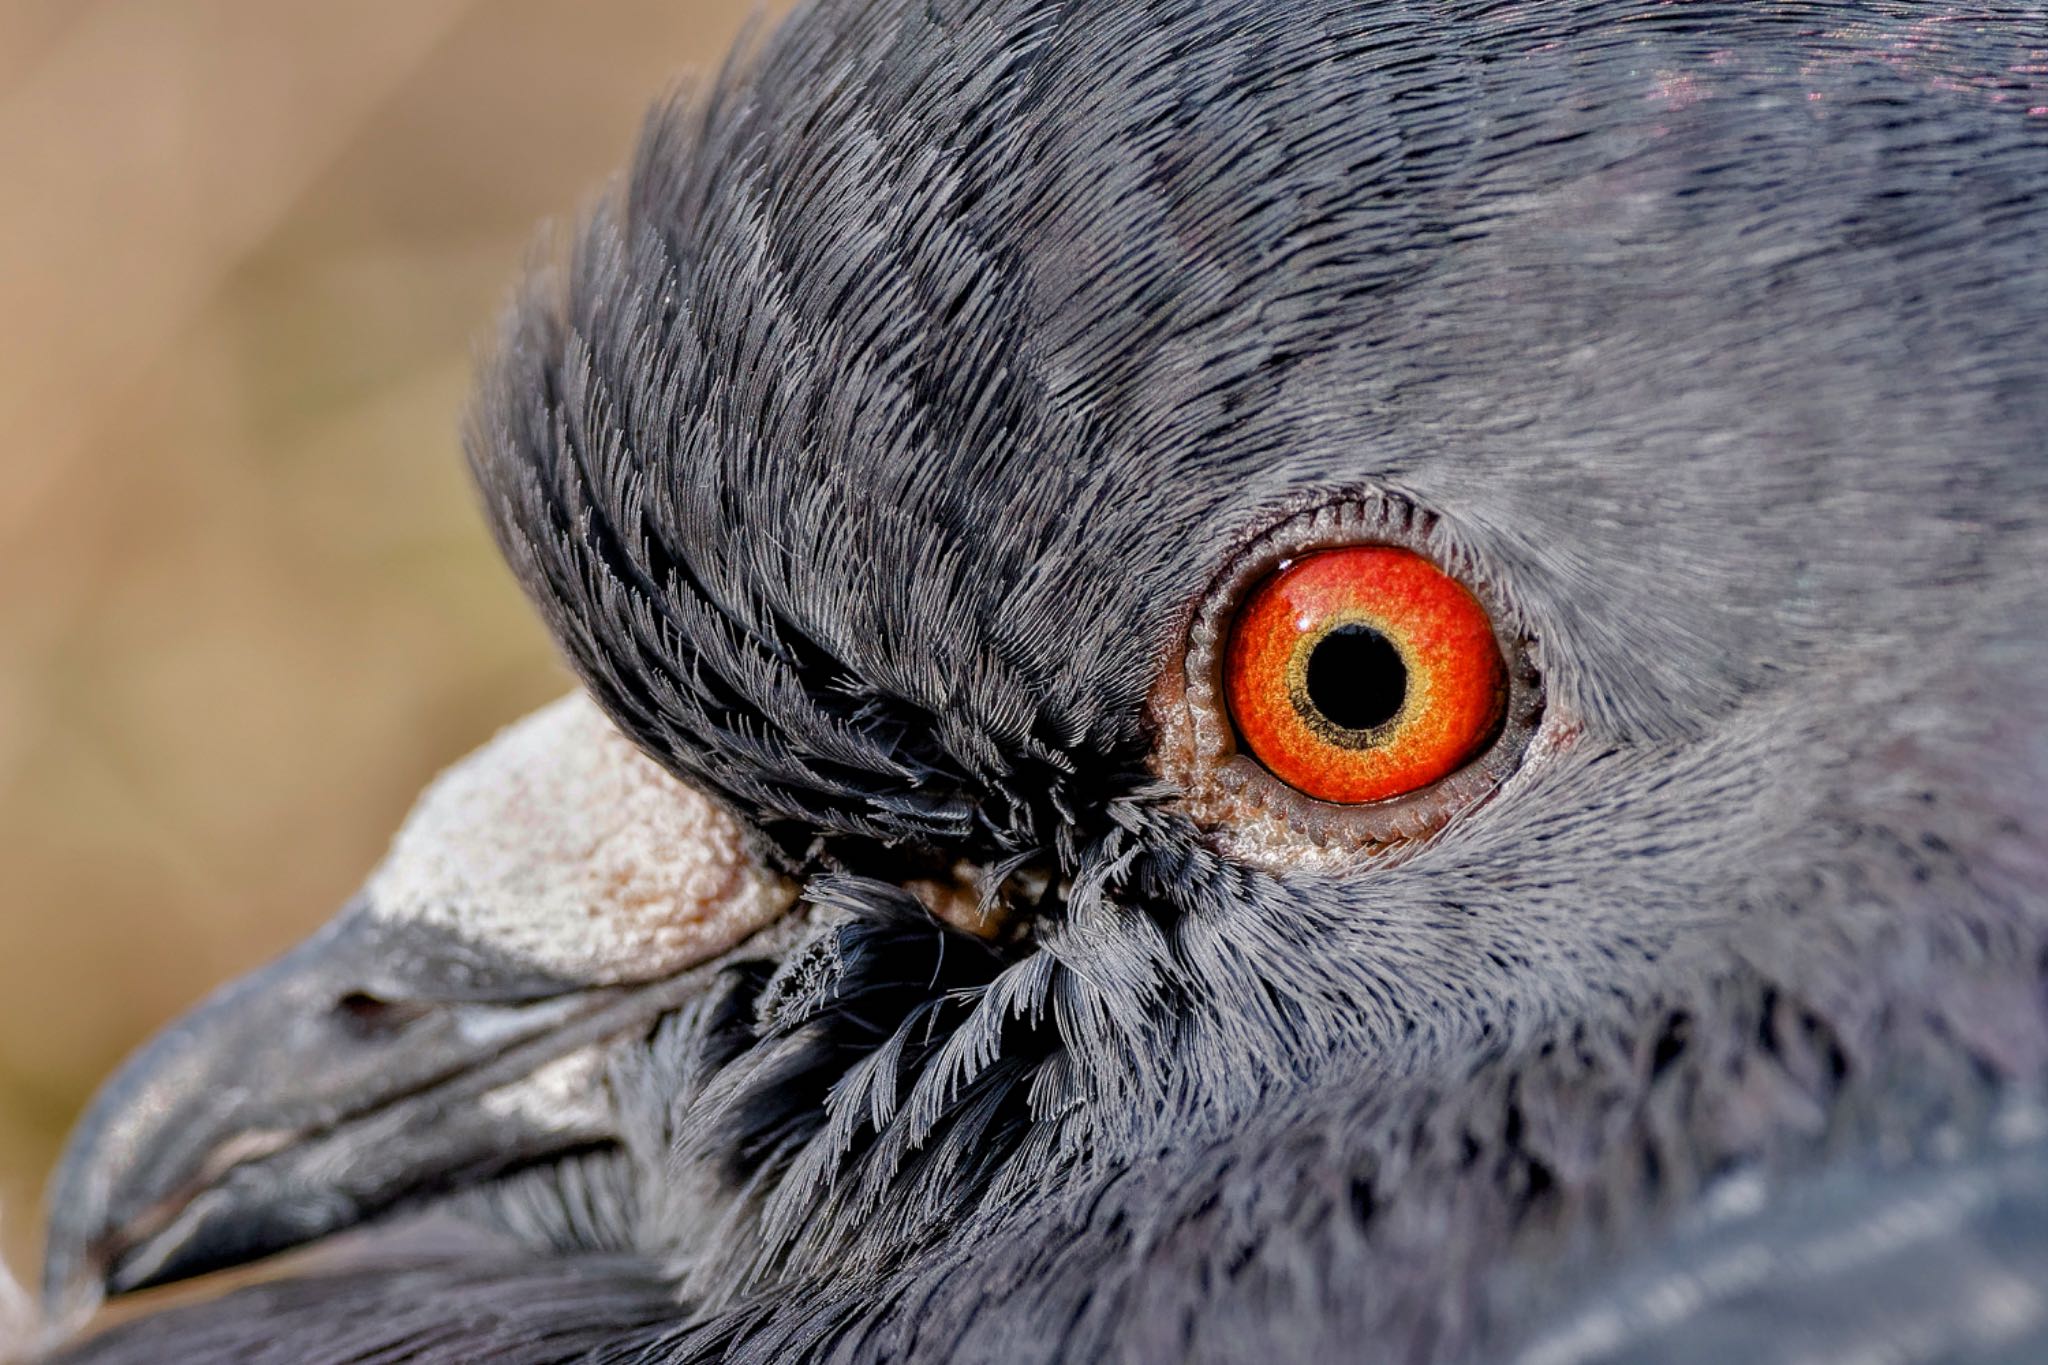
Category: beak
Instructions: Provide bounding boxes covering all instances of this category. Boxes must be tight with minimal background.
[38,693,795,1328]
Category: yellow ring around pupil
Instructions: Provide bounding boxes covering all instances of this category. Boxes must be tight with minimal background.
[1285,616,1414,748]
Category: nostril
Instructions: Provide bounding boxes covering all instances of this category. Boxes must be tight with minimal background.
[332,992,432,1041]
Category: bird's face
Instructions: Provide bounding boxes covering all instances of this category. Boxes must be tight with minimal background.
[41,2,2048,1357]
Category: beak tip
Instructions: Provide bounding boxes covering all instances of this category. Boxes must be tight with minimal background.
[0,1220,64,1360]
[39,1160,109,1324]
[34,1243,103,1352]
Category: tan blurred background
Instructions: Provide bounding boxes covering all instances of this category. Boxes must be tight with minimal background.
[0,0,781,1287]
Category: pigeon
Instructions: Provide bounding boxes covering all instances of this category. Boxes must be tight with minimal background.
[35,1,2048,1361]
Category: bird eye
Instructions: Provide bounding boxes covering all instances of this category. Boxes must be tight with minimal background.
[1153,495,1542,860]
[1224,547,1507,804]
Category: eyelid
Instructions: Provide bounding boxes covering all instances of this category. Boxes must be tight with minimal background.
[1149,492,1543,867]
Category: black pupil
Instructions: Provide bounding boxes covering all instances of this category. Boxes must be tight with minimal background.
[1304,625,1407,731]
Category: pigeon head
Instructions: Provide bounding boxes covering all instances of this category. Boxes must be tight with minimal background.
[41,2,2048,1361]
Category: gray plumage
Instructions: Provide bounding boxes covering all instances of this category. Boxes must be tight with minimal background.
[43,1,2048,1362]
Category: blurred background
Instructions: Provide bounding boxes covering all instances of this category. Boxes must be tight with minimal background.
[0,0,781,1286]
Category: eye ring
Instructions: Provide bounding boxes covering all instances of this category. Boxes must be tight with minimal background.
[1152,493,1543,860]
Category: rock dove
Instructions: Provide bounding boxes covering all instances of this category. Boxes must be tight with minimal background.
[35,1,2048,1361]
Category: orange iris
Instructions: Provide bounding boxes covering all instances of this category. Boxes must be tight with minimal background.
[1223,546,1506,804]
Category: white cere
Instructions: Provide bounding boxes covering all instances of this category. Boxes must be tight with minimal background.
[365,692,796,984]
